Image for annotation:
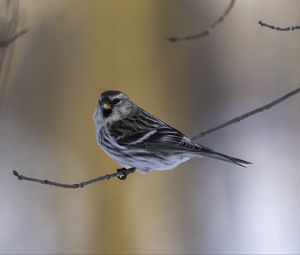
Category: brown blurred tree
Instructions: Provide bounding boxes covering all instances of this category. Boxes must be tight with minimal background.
[0,0,28,108]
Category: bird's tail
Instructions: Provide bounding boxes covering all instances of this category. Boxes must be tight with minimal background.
[199,149,252,167]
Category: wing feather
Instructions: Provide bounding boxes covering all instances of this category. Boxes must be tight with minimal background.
[109,109,203,152]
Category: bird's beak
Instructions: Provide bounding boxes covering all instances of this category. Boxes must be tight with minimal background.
[102,102,112,110]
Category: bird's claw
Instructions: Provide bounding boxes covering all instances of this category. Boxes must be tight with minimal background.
[117,168,128,180]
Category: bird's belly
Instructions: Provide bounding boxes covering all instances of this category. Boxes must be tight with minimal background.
[134,154,192,172]
[103,145,192,172]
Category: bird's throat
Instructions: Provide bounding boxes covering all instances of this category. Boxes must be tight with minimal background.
[102,108,112,118]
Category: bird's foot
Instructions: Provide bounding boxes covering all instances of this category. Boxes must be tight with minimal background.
[117,168,128,180]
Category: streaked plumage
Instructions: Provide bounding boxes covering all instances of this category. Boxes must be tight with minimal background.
[93,90,251,172]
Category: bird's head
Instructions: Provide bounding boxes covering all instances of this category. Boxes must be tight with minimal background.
[94,90,135,127]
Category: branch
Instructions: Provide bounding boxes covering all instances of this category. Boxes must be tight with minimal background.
[168,0,236,42]
[258,20,300,31]
[191,87,300,141]
[13,168,136,189]
[13,87,300,188]
[0,28,29,48]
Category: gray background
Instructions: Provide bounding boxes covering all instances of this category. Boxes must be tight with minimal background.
[1,0,300,253]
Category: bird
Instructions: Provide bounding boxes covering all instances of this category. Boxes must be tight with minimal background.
[93,90,251,174]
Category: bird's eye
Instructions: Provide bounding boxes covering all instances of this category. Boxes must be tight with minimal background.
[112,98,121,104]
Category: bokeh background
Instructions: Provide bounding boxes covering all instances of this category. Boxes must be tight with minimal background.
[1,0,300,253]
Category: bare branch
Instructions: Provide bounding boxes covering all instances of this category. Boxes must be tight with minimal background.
[191,87,300,141]
[0,28,29,48]
[168,0,236,42]
[258,20,300,31]
[13,168,136,189]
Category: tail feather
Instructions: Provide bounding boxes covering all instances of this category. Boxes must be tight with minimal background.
[201,150,252,167]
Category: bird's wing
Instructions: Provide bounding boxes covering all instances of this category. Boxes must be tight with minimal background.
[109,110,203,152]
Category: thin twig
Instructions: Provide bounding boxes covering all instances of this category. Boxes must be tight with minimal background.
[168,0,236,42]
[191,87,300,141]
[0,28,29,48]
[258,20,300,31]
[13,168,136,189]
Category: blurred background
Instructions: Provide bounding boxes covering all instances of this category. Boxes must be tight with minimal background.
[1,0,300,253]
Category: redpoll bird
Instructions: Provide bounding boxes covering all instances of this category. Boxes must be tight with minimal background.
[93,90,251,173]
